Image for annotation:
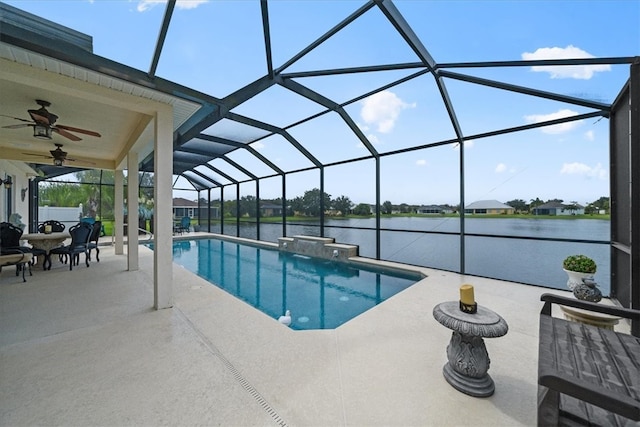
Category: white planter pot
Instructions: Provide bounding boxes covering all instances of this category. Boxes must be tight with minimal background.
[563,268,594,291]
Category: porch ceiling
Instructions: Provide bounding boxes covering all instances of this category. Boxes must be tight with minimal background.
[0,55,200,173]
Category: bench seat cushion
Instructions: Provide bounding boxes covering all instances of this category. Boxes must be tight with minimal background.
[0,252,33,267]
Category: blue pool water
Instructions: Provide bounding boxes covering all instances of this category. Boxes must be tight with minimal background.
[158,239,420,330]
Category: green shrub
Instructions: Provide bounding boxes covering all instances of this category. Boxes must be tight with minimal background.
[562,254,597,274]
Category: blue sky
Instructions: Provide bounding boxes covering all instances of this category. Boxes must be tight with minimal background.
[6,0,640,206]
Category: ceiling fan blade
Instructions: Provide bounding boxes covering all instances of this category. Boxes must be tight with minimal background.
[52,127,82,141]
[55,124,101,137]
[68,157,96,166]
[22,152,52,159]
[0,114,34,123]
[2,124,32,129]
[28,110,51,125]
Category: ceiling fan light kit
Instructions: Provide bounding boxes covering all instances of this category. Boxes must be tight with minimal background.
[33,123,52,139]
[51,144,67,166]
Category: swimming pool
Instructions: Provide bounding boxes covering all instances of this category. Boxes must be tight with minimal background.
[162,238,420,330]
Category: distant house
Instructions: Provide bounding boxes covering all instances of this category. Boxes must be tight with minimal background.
[173,198,198,219]
[173,198,219,219]
[464,200,515,215]
[260,203,283,217]
[416,205,449,214]
[532,202,585,216]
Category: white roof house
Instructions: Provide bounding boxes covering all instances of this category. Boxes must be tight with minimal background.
[416,205,450,214]
[532,201,585,216]
[464,200,515,214]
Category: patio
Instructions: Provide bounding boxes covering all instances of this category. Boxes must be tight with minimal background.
[2,235,623,426]
[0,2,638,344]
[0,2,638,424]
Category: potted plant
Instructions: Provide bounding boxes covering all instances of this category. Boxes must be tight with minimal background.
[562,254,596,290]
[563,254,596,274]
[562,254,602,302]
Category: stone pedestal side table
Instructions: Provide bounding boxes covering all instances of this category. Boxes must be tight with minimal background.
[433,301,509,397]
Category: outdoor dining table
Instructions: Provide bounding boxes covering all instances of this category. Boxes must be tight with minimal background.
[21,232,70,270]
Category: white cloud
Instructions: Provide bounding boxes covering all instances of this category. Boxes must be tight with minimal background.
[524,109,582,134]
[495,163,507,173]
[560,162,607,179]
[416,159,427,166]
[137,0,207,12]
[137,0,162,12]
[360,90,415,134]
[176,0,208,9]
[252,141,265,150]
[522,45,611,79]
[584,130,595,141]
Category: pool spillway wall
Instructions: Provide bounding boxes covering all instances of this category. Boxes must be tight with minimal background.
[278,235,359,261]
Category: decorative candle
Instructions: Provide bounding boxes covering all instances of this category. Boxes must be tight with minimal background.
[44,224,52,234]
[460,284,475,305]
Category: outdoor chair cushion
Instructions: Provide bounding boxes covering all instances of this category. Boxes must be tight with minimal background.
[0,250,33,282]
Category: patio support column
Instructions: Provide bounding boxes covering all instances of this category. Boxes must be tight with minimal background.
[320,167,325,237]
[281,175,286,237]
[207,188,211,233]
[236,184,240,237]
[114,169,124,255]
[375,157,380,259]
[154,106,173,309]
[220,186,224,235]
[127,152,139,271]
[256,179,260,241]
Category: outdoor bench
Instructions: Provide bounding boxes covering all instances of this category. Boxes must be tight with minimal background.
[0,250,33,282]
[537,293,640,426]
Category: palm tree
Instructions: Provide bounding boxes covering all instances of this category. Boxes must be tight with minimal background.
[529,197,544,214]
[39,182,81,207]
[74,170,115,219]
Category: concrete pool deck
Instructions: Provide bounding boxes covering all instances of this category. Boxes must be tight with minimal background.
[1,233,629,426]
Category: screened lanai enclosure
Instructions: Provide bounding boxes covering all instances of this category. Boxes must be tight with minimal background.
[0,1,638,322]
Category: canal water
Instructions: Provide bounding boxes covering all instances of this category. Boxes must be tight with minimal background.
[214,217,611,295]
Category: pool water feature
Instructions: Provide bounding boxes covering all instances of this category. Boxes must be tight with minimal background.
[164,238,421,330]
